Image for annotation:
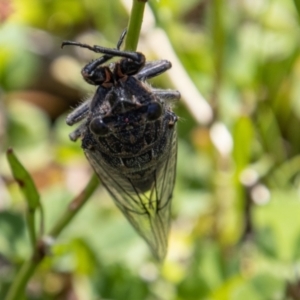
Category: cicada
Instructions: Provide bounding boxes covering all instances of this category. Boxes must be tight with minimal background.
[62,31,179,261]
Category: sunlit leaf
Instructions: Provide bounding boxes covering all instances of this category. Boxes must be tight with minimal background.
[233,116,254,174]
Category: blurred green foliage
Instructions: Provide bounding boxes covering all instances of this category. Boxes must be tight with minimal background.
[1,0,300,299]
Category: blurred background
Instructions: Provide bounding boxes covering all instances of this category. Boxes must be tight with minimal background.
[1,0,300,299]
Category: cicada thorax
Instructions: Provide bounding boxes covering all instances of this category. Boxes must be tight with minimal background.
[82,79,173,194]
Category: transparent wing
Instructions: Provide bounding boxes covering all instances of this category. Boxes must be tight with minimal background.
[84,129,177,261]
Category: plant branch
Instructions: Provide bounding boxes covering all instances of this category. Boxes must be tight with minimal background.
[4,255,39,300]
[49,173,99,237]
[124,0,147,51]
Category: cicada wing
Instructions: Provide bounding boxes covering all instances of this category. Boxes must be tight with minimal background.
[84,130,177,261]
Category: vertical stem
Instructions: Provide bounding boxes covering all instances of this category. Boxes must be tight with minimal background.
[125,0,147,51]
[211,0,224,120]
[5,258,39,300]
[49,174,99,238]
[26,210,36,249]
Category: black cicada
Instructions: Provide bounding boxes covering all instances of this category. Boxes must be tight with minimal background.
[62,31,179,261]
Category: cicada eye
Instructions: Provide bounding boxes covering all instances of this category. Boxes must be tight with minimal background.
[90,118,109,136]
[147,102,162,121]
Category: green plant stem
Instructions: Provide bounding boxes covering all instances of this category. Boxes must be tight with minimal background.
[26,211,36,248]
[4,174,99,300]
[39,203,45,236]
[125,0,147,51]
[5,258,39,300]
[49,173,99,237]
[211,0,224,121]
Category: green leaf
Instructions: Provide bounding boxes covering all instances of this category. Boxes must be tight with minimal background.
[251,273,284,300]
[255,227,278,259]
[292,233,300,261]
[232,116,254,174]
[293,0,300,23]
[6,148,42,247]
[6,148,40,210]
[257,106,286,164]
